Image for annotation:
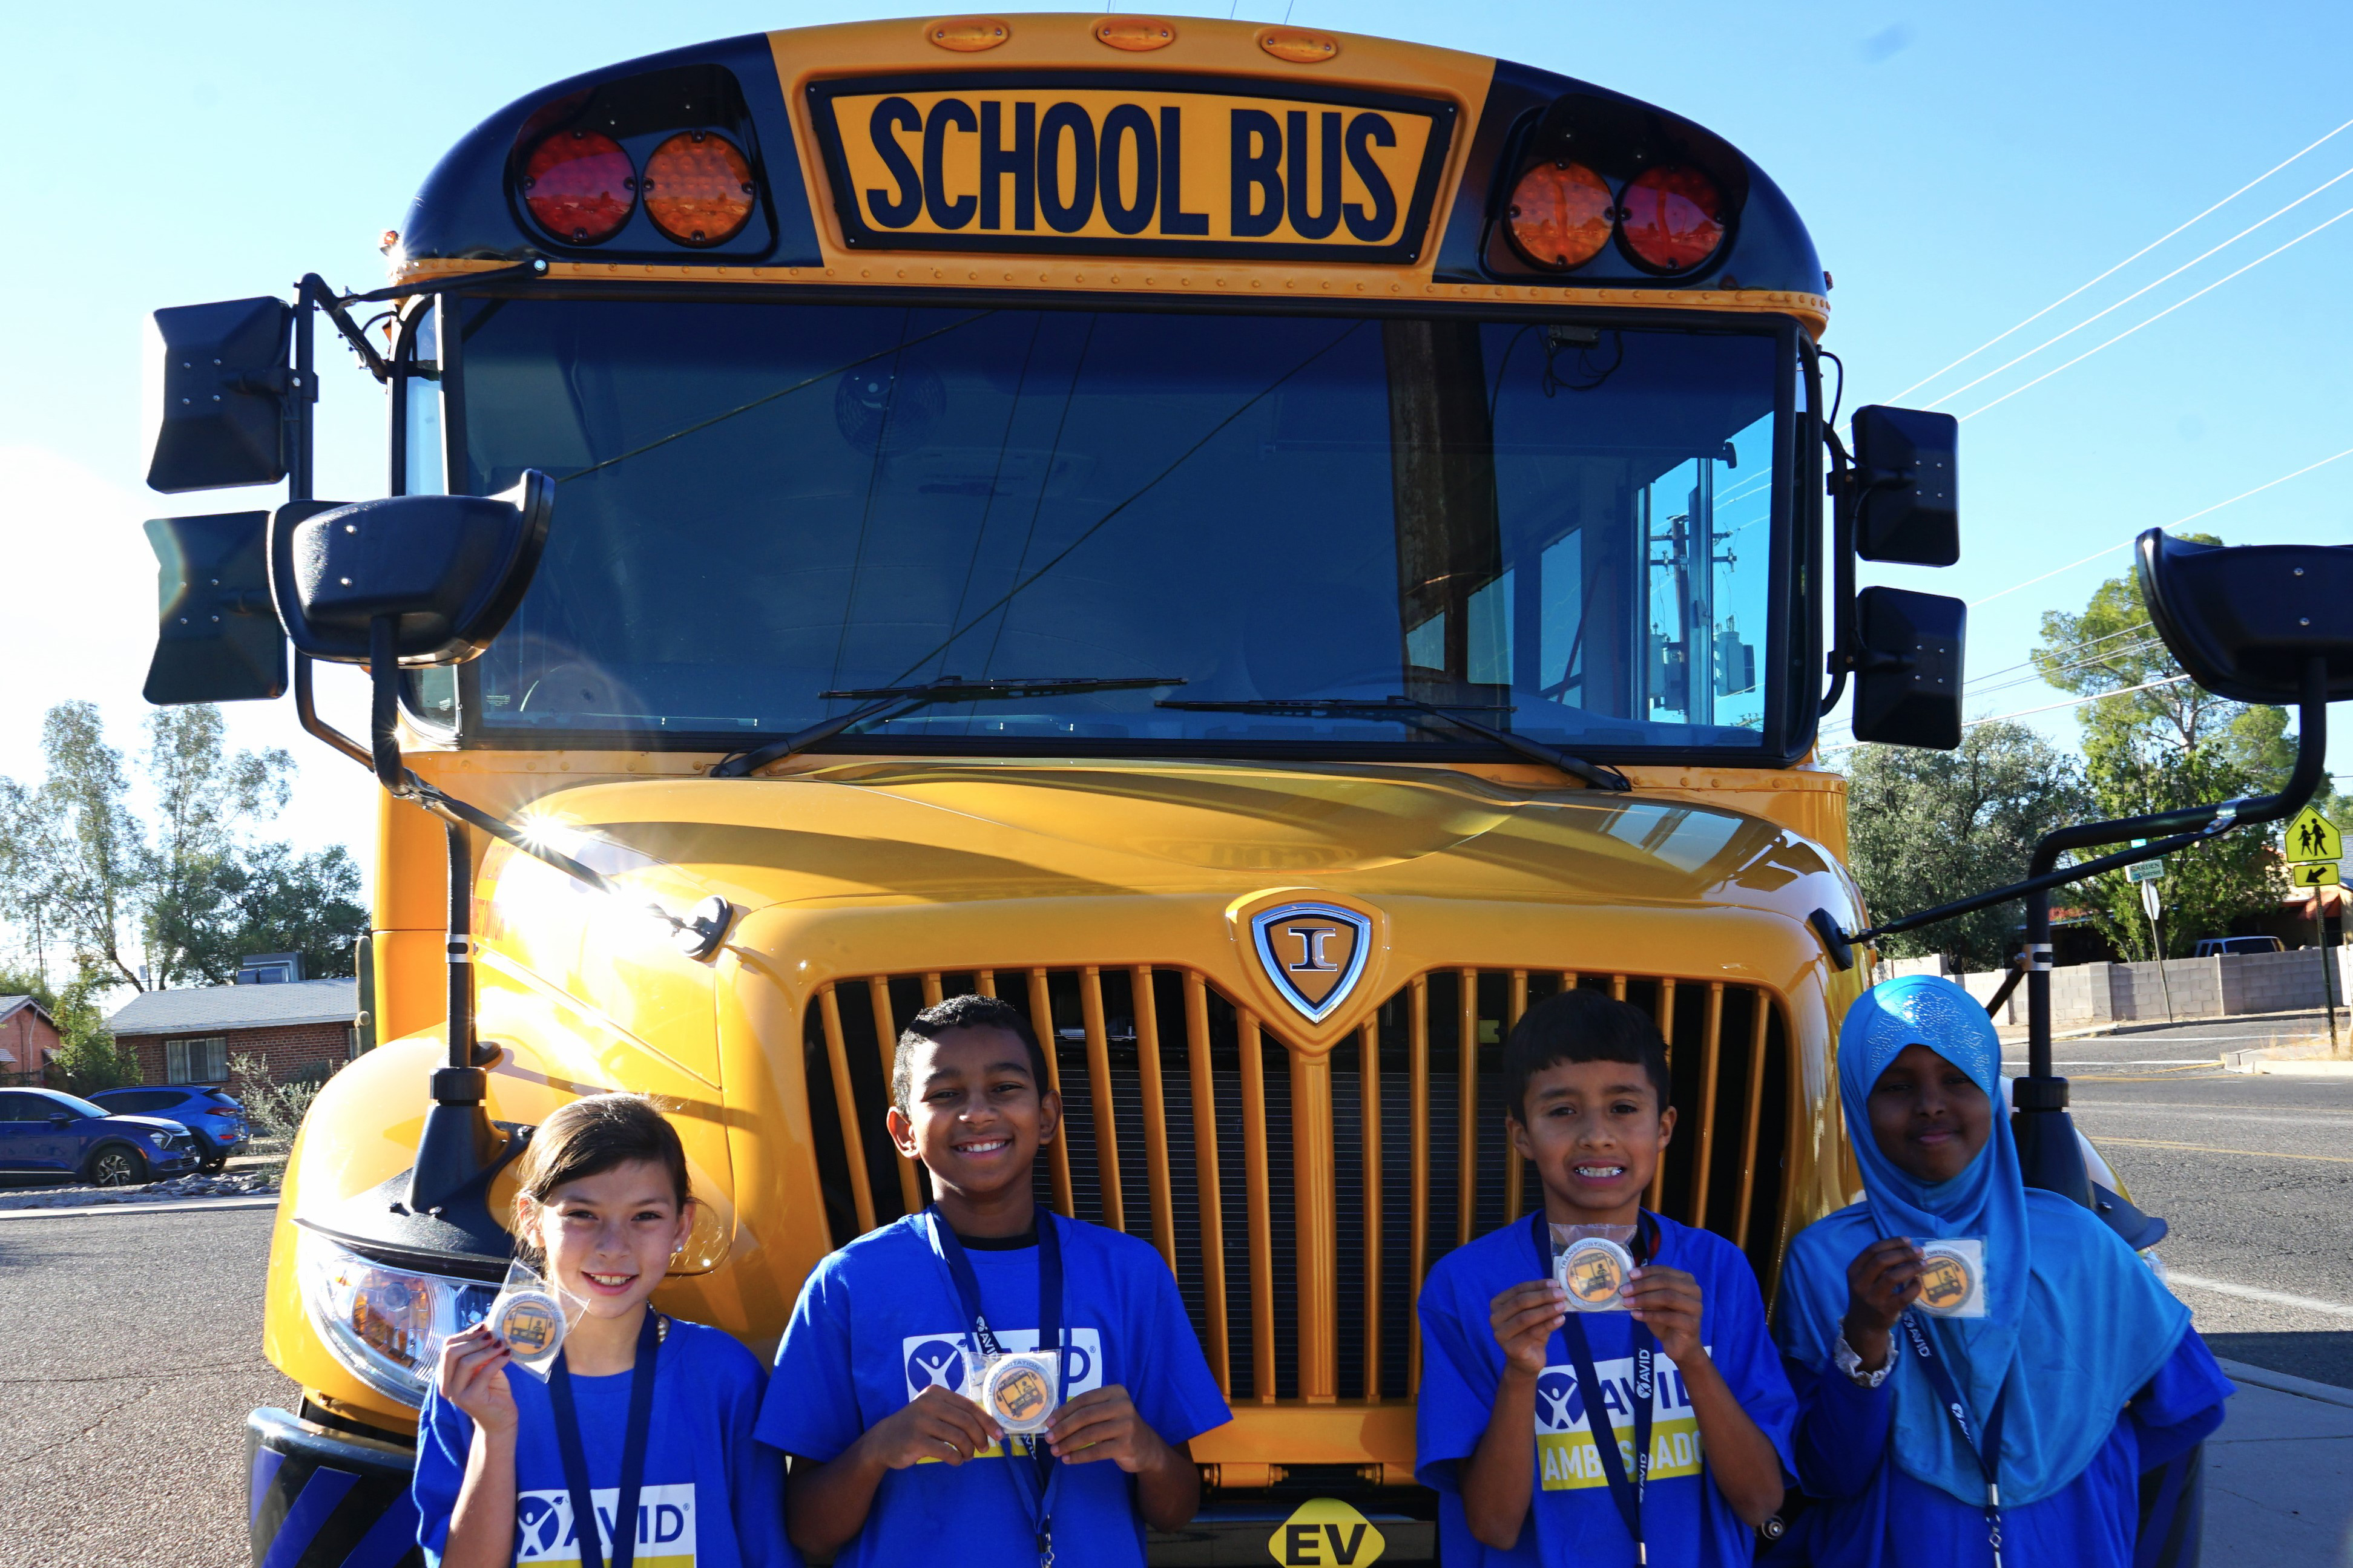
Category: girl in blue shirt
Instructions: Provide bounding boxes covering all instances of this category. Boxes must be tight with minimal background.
[1773,976,2231,1567]
[416,1092,792,1568]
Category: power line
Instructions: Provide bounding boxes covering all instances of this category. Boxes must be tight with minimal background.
[1883,114,2353,405]
[1959,200,2353,422]
[1817,672,2196,755]
[1964,620,2155,687]
[1967,442,2353,607]
[1924,163,2353,412]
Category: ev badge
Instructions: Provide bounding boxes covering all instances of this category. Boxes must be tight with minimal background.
[1267,1497,1386,1566]
[1249,902,1372,1023]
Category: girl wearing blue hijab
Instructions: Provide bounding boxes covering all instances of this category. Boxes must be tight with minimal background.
[1772,976,2232,1566]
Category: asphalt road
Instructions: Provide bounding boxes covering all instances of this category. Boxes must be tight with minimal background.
[2012,1010,2353,1389]
[0,1206,292,1568]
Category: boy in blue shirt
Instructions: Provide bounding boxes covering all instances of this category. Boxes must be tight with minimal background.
[760,994,1229,1568]
[1416,989,1795,1566]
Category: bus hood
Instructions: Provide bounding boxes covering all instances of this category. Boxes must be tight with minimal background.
[472,756,1861,999]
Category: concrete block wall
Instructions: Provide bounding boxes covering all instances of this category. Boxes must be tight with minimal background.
[1941,945,2351,1025]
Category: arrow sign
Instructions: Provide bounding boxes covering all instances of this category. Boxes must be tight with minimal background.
[2293,861,2341,888]
[2286,806,2341,864]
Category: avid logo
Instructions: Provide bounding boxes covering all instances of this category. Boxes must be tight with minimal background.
[515,1483,695,1565]
[901,1328,1104,1401]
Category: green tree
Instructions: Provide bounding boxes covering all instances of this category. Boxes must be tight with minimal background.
[1845,723,2091,972]
[2033,544,2289,958]
[0,702,361,992]
[0,703,146,989]
[196,842,367,984]
[45,972,137,1094]
[140,706,293,988]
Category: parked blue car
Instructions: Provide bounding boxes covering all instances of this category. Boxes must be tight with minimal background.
[0,1087,202,1187]
[89,1085,249,1171]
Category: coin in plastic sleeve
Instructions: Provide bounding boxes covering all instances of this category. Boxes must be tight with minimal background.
[1915,1239,1987,1317]
[1556,1236,1634,1311]
[978,1350,1061,1434]
[493,1290,566,1358]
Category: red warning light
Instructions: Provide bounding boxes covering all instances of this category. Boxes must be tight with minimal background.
[1504,161,1614,271]
[522,130,635,245]
[1619,166,1725,272]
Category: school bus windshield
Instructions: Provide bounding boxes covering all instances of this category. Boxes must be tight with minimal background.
[441,297,1789,755]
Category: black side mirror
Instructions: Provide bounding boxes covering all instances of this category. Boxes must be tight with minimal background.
[142,513,288,705]
[1852,585,1965,748]
[48,1113,72,1127]
[145,298,295,493]
[1851,405,1958,565]
[269,473,553,666]
[2138,530,2353,705]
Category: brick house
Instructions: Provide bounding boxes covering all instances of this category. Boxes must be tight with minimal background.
[107,978,360,1087]
[0,996,61,1083]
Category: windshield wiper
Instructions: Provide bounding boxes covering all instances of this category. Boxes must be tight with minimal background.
[1154,697,1631,792]
[711,675,1186,777]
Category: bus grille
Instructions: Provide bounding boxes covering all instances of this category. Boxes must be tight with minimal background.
[802,966,1791,1405]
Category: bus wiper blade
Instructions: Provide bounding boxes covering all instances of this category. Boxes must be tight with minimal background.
[711,675,1186,778]
[1155,697,1631,792]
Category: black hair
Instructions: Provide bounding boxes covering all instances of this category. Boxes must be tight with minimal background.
[892,993,1053,1114]
[512,1092,692,1262]
[1501,989,1672,1123]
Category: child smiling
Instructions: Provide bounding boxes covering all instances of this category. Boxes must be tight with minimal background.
[415,1092,790,1568]
[760,994,1228,1567]
[1415,988,1795,1566]
[1772,976,2232,1566]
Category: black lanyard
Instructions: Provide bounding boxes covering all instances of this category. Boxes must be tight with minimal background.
[546,1309,661,1568]
[925,1209,1068,1566]
[1899,1311,2010,1567]
[1529,1211,1660,1564]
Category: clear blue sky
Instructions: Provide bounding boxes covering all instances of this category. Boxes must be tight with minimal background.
[2,0,2348,887]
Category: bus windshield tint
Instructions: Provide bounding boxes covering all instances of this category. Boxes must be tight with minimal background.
[453,300,1786,755]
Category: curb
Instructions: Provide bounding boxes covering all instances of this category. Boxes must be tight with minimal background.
[0,1196,281,1222]
[2214,1356,2353,1411]
[2000,1007,2346,1045]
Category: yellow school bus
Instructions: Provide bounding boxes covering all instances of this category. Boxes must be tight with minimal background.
[166,13,1918,1563]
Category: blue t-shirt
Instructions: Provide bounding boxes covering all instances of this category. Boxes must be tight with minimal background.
[1416,1212,1797,1567]
[758,1210,1231,1568]
[413,1317,794,1568]
[1774,1328,2231,1567]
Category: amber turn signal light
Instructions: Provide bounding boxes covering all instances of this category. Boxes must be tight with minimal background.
[1504,160,1614,270]
[522,130,635,244]
[644,131,755,247]
[1620,165,1725,272]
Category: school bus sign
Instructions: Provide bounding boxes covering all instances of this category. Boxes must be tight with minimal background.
[808,77,1455,262]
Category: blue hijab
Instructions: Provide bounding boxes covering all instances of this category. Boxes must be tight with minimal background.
[1776,975,2193,1506]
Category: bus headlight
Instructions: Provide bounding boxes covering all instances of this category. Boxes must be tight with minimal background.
[295,1228,498,1406]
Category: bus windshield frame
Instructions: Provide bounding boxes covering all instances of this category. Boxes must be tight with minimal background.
[395,287,1821,769]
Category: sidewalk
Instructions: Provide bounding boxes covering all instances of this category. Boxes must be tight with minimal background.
[2207,1358,2353,1557]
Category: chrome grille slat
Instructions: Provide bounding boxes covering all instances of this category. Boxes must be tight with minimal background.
[800,964,1792,1407]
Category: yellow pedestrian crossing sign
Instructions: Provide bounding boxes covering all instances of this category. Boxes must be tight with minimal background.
[2293,861,2341,888]
[2286,807,2340,864]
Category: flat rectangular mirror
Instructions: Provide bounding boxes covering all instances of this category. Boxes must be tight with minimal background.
[142,512,288,705]
[1852,585,1964,748]
[1852,404,1958,565]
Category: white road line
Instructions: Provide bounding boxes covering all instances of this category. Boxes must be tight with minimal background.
[2076,1104,2353,1127]
[1999,1058,2221,1066]
[2168,1271,2353,1320]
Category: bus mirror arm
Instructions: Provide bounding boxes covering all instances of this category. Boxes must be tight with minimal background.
[1809,654,2332,1210]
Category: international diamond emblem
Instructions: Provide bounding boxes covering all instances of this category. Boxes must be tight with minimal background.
[1249,902,1372,1023]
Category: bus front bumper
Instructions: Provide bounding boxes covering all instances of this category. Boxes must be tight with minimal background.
[245,1406,422,1567]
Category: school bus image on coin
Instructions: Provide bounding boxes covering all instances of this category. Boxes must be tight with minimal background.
[195,13,1909,1566]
